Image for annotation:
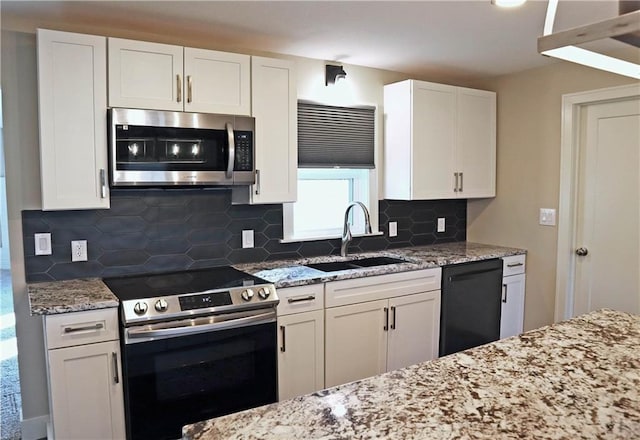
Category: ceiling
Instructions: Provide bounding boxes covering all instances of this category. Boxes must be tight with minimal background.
[1,1,626,82]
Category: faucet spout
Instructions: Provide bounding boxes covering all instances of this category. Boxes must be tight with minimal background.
[341,201,373,257]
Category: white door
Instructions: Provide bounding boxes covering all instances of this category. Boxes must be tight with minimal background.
[325,300,388,388]
[387,291,440,372]
[574,98,640,315]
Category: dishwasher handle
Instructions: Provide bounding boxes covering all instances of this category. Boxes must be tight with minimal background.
[448,267,501,283]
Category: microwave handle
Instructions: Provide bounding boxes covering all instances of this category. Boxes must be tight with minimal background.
[226,122,235,179]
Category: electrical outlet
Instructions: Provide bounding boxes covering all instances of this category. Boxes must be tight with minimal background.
[71,240,88,262]
[388,222,398,237]
[34,233,52,256]
[242,230,254,248]
[437,218,446,233]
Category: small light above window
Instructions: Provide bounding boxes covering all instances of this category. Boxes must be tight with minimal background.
[325,64,347,86]
[491,0,526,8]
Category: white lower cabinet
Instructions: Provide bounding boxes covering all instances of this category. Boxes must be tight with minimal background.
[324,269,441,388]
[276,285,324,401]
[500,254,527,339]
[44,308,125,440]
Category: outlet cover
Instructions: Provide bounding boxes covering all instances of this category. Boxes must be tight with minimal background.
[388,222,398,237]
[242,230,254,248]
[71,240,88,262]
[34,233,52,256]
[539,208,557,226]
[437,218,446,233]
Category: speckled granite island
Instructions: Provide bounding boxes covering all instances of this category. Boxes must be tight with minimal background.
[28,278,118,315]
[183,309,640,440]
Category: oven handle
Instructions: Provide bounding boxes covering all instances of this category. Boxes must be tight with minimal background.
[226,122,235,179]
[125,310,275,343]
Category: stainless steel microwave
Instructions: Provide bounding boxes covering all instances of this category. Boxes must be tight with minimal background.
[108,108,255,187]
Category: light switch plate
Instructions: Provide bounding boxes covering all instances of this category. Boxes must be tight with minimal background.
[242,230,254,248]
[71,240,88,262]
[35,233,52,256]
[388,222,398,237]
[539,208,557,226]
[437,218,446,233]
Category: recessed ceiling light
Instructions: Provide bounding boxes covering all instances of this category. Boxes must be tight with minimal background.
[492,0,527,8]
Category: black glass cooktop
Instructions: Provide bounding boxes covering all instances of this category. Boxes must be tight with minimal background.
[103,266,269,301]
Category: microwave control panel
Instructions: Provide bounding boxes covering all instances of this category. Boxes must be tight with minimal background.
[234,132,253,171]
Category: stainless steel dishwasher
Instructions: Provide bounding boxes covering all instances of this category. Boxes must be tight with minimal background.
[439,258,503,356]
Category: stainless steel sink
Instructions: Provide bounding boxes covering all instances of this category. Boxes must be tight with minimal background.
[305,256,409,273]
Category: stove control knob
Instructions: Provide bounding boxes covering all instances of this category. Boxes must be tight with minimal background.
[241,289,254,301]
[258,287,271,299]
[154,298,168,312]
[133,302,148,315]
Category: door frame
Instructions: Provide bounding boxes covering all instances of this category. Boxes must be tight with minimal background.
[554,83,640,321]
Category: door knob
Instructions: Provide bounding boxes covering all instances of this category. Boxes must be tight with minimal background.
[576,247,589,256]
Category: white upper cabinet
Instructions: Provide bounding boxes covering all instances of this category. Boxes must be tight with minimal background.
[250,56,297,204]
[37,29,110,210]
[384,79,496,200]
[108,38,250,115]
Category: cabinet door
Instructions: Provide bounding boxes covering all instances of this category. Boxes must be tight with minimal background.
[108,38,183,111]
[387,291,441,372]
[456,87,496,198]
[411,81,457,200]
[251,56,297,204]
[184,48,250,115]
[47,340,125,440]
[277,310,324,401]
[500,273,526,339]
[325,300,388,388]
[37,29,109,210]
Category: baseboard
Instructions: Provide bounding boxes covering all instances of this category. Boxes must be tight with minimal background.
[21,415,49,440]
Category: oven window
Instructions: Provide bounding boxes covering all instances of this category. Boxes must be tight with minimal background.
[122,322,276,440]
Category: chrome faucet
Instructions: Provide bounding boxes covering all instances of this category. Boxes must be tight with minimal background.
[341,201,373,257]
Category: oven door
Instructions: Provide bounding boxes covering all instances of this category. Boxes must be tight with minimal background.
[121,310,277,440]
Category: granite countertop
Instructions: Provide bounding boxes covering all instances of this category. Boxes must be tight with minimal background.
[183,309,640,440]
[235,242,526,288]
[28,278,118,315]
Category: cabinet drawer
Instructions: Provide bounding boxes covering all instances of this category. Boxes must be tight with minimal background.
[277,284,324,316]
[325,268,441,308]
[45,308,119,349]
[502,254,526,276]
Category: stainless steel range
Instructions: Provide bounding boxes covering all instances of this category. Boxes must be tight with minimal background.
[103,266,279,440]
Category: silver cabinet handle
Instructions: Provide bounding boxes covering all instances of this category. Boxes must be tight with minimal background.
[507,262,524,268]
[255,169,261,195]
[280,325,286,352]
[225,122,235,179]
[176,74,182,103]
[459,172,464,193]
[390,306,396,330]
[112,352,119,384]
[454,172,459,192]
[502,284,508,303]
[287,295,316,304]
[187,75,193,103]
[99,169,107,199]
[64,322,104,333]
[383,307,389,331]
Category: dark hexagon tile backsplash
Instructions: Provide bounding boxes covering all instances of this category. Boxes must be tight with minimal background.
[22,189,466,282]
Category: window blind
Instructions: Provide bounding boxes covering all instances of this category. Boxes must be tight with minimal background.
[298,101,375,168]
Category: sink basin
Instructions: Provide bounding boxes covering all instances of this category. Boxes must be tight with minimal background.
[305,256,408,273]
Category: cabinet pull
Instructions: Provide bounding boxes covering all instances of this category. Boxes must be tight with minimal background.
[287,295,316,304]
[502,284,508,303]
[459,172,464,193]
[99,169,107,199]
[112,352,119,384]
[63,322,104,334]
[255,169,261,195]
[390,306,396,330]
[507,262,524,268]
[454,172,459,192]
[187,75,193,103]
[383,307,389,331]
[176,74,182,103]
[280,325,286,352]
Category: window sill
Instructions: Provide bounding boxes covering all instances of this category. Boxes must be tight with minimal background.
[280,231,384,244]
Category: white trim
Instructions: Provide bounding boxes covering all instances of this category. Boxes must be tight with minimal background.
[555,83,640,322]
[21,414,49,440]
[280,231,384,244]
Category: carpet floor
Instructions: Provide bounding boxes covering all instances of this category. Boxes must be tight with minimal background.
[1,269,21,440]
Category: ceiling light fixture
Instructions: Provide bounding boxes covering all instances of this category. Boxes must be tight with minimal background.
[491,0,527,8]
[325,64,347,86]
